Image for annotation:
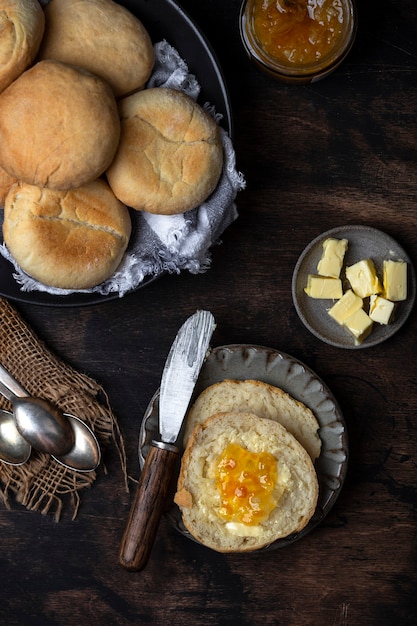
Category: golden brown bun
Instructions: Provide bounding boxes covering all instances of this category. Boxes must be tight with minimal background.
[175,412,319,552]
[0,0,45,93]
[39,0,154,98]
[184,379,322,461]
[3,179,132,289]
[0,163,17,206]
[0,60,120,190]
[106,88,224,215]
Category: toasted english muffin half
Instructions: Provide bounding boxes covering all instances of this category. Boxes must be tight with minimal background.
[184,379,321,461]
[175,412,319,553]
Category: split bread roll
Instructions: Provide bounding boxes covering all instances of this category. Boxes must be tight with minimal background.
[0,60,120,190]
[106,88,224,215]
[184,379,321,461]
[3,179,132,289]
[39,0,154,98]
[0,0,45,93]
[175,412,319,552]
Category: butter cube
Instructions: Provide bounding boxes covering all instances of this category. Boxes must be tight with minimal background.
[369,294,395,325]
[343,308,373,345]
[317,238,348,278]
[305,275,343,299]
[346,259,382,298]
[383,260,407,301]
[328,289,363,324]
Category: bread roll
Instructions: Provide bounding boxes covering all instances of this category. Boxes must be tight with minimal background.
[175,412,319,552]
[0,163,17,206]
[0,0,45,93]
[3,179,131,289]
[40,0,154,98]
[0,60,120,190]
[184,379,321,461]
[106,88,224,215]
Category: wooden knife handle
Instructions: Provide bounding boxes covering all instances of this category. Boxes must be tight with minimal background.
[119,443,178,572]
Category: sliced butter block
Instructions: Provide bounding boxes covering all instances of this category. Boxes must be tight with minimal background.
[317,238,348,278]
[346,259,382,298]
[369,294,395,325]
[328,289,363,324]
[305,275,343,299]
[383,260,407,301]
[343,308,373,345]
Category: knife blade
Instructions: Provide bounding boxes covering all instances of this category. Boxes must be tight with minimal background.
[119,310,215,572]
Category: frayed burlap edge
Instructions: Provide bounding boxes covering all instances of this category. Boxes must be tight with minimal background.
[0,297,128,521]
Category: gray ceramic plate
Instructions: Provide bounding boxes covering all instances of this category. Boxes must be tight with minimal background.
[292,225,416,349]
[139,344,348,552]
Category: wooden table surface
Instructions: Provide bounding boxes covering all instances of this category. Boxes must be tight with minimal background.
[1,1,416,624]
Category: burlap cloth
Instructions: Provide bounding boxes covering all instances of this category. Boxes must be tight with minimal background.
[0,297,127,520]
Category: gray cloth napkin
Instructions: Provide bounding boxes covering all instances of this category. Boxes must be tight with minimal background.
[0,41,245,297]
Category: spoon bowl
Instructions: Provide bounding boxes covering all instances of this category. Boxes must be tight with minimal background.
[0,409,31,466]
[52,414,101,472]
[14,396,75,456]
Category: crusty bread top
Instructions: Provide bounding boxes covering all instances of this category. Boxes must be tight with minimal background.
[106,87,224,215]
[40,0,154,97]
[3,179,131,289]
[184,379,321,461]
[175,412,319,552]
[0,60,120,190]
[0,0,45,93]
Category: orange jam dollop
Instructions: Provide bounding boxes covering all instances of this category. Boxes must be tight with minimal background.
[252,0,346,66]
[215,443,278,525]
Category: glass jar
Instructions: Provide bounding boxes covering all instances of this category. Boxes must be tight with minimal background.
[239,0,357,83]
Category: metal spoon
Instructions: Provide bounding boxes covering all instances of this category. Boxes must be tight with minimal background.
[0,409,31,465]
[0,364,101,472]
[0,364,74,456]
[51,414,101,472]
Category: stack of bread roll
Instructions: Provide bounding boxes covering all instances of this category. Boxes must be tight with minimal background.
[174,380,321,552]
[0,0,224,290]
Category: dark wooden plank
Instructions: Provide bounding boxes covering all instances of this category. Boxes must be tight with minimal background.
[0,0,416,625]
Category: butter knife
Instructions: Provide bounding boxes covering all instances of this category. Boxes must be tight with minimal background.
[119,310,215,571]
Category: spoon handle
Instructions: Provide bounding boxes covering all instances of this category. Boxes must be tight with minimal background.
[0,364,28,401]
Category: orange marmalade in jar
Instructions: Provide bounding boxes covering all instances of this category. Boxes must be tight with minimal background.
[240,0,357,82]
